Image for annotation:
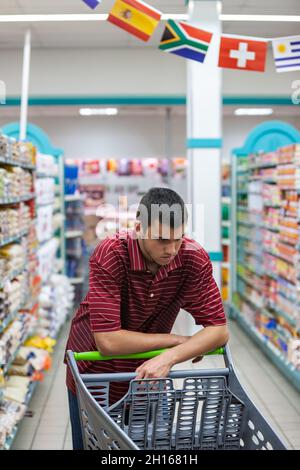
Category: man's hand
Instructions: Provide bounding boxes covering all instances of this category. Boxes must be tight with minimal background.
[135,350,174,380]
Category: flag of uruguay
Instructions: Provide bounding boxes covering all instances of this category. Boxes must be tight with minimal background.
[272,35,300,72]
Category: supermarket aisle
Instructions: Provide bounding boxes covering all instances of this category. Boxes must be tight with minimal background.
[12,319,300,450]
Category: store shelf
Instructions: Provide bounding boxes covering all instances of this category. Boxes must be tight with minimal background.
[237,291,264,311]
[68,277,84,285]
[221,262,230,269]
[36,172,57,178]
[266,304,300,332]
[1,380,38,450]
[0,155,36,171]
[248,162,278,170]
[1,330,31,376]
[65,230,83,239]
[221,197,231,204]
[65,194,83,202]
[221,221,231,227]
[230,304,300,391]
[0,309,19,334]
[0,265,27,289]
[0,230,29,248]
[237,273,261,292]
[0,193,35,205]
[2,426,18,451]
[36,200,55,208]
[264,250,296,266]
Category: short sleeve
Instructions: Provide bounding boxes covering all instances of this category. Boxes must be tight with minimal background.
[88,257,121,333]
[181,259,227,327]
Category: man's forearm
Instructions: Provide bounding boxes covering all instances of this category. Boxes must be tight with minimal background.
[163,325,229,367]
[94,329,188,356]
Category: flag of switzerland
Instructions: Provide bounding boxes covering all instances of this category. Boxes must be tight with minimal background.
[218,37,267,72]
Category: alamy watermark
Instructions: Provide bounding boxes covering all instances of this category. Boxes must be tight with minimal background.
[291,80,300,105]
[94,199,206,246]
[0,80,6,104]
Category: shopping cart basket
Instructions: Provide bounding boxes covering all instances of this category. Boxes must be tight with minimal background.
[66,346,287,450]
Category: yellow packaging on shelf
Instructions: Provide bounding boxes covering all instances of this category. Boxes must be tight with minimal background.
[24,336,56,353]
[222,268,229,284]
[222,286,228,300]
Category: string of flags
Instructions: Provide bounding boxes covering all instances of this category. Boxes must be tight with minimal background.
[81,0,300,73]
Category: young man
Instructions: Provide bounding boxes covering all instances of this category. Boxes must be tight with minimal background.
[65,187,229,449]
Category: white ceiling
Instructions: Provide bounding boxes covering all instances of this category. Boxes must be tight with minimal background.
[1,104,299,118]
[0,0,299,49]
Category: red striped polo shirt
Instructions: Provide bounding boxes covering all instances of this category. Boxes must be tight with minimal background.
[65,230,226,403]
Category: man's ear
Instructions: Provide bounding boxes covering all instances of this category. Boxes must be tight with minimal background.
[134,220,141,235]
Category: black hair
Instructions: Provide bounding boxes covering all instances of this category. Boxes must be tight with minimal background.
[136,187,188,230]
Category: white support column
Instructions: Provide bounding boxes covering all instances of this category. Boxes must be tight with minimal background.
[187,0,223,288]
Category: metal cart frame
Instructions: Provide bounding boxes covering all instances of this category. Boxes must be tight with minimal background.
[67,346,287,450]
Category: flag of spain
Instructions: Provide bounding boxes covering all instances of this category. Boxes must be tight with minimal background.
[107,0,162,42]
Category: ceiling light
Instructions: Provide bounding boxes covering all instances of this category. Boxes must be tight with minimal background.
[79,108,119,116]
[1,14,299,23]
[0,14,187,22]
[220,15,300,22]
[234,108,274,116]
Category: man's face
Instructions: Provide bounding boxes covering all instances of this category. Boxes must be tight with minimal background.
[138,220,185,266]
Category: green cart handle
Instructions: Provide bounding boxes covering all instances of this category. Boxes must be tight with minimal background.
[74,347,224,362]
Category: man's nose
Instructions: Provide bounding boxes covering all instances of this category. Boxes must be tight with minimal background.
[166,243,176,256]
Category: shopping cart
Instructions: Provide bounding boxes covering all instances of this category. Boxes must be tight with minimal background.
[66,346,287,450]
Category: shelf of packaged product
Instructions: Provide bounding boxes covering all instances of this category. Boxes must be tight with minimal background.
[229,303,300,391]
[2,426,18,451]
[36,201,55,208]
[0,230,29,248]
[36,173,57,179]
[236,291,264,311]
[65,230,84,239]
[69,277,84,285]
[263,202,281,209]
[0,156,36,171]
[264,249,298,266]
[64,194,84,202]
[237,220,279,234]
[0,193,36,205]
[236,205,248,212]
[221,221,231,227]
[237,273,262,293]
[248,162,278,170]
[266,304,300,333]
[240,245,263,258]
[221,197,231,204]
[1,331,31,376]
[221,262,230,268]
[0,308,21,334]
[237,233,253,242]
[0,265,27,289]
[237,277,300,331]
[1,380,38,450]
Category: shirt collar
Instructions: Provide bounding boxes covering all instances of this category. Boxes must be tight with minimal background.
[128,230,183,276]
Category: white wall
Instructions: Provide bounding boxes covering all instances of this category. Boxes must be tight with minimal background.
[1,113,298,162]
[1,48,299,97]
[1,113,298,163]
[4,114,186,159]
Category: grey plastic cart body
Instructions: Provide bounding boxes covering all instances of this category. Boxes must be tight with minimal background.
[67,346,287,450]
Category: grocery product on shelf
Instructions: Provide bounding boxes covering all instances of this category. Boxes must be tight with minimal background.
[221,162,231,301]
[0,133,70,450]
[36,274,74,339]
[233,144,300,380]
